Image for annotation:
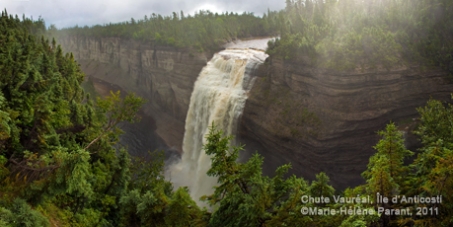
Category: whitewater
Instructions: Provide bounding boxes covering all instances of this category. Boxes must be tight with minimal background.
[168,39,270,206]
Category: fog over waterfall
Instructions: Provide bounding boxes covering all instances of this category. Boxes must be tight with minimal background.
[167,40,270,206]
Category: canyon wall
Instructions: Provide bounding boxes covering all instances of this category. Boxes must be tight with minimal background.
[239,57,453,188]
[59,36,453,189]
[59,36,211,152]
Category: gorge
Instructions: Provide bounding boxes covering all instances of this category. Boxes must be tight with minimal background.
[3,1,453,224]
[58,35,453,190]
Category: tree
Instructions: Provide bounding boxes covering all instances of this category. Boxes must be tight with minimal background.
[362,122,412,226]
[165,187,208,227]
[203,124,318,226]
[84,91,145,150]
[414,98,453,146]
[119,151,206,227]
[409,98,453,225]
[362,154,396,199]
[0,13,149,226]
[309,172,335,198]
[372,122,413,186]
[362,122,412,197]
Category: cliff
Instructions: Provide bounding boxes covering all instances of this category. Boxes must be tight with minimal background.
[59,36,210,152]
[59,36,453,189]
[239,57,453,188]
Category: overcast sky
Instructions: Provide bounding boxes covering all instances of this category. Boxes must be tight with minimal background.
[2,0,285,28]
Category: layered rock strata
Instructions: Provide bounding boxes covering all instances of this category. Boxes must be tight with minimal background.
[59,36,453,188]
[59,36,211,152]
[239,58,453,188]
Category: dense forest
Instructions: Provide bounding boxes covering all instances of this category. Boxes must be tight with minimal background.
[51,10,279,53]
[267,0,453,72]
[54,0,453,73]
[1,0,453,226]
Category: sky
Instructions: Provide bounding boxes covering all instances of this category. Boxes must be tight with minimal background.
[2,0,285,28]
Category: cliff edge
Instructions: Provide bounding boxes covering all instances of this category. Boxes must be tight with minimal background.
[240,57,453,188]
[59,36,453,188]
[59,36,210,152]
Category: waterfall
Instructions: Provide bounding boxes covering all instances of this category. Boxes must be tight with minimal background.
[168,48,268,206]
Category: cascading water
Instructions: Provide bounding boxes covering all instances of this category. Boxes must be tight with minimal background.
[168,47,268,206]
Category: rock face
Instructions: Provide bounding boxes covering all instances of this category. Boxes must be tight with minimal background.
[59,36,210,152]
[239,57,453,188]
[60,36,453,189]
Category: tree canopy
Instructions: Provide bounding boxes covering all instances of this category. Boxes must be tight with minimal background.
[54,10,280,53]
[2,5,453,226]
[267,0,453,72]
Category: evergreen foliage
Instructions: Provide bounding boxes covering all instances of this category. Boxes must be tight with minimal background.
[204,124,342,226]
[119,151,207,227]
[54,10,280,53]
[267,0,453,72]
[0,9,146,226]
[2,5,453,226]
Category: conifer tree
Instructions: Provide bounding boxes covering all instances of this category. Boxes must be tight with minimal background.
[203,124,318,227]
[409,98,453,225]
[309,172,335,198]
[373,123,413,185]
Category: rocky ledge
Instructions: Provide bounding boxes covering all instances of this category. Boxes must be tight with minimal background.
[59,36,211,152]
[59,36,453,189]
[239,57,453,188]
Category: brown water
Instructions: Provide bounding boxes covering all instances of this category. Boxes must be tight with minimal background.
[167,48,268,207]
[223,37,275,51]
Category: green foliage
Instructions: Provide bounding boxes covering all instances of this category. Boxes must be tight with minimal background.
[0,199,49,227]
[373,123,413,183]
[0,155,8,181]
[164,187,207,227]
[360,98,453,225]
[119,151,206,227]
[362,154,397,198]
[361,123,412,225]
[268,0,453,72]
[338,208,377,227]
[55,10,279,53]
[3,7,453,226]
[339,187,379,227]
[362,122,413,202]
[408,97,453,226]
[84,91,146,150]
[0,10,144,226]
[414,97,453,146]
[309,172,335,198]
[203,123,337,226]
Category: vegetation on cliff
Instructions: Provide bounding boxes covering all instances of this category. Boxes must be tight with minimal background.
[0,10,147,226]
[266,0,453,72]
[52,10,280,53]
[2,5,453,227]
[52,0,453,73]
